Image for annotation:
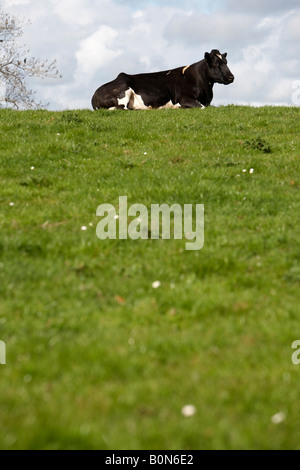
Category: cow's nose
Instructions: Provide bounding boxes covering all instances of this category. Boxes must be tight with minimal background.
[229,74,235,82]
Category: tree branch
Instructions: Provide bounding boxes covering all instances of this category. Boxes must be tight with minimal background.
[0,7,62,109]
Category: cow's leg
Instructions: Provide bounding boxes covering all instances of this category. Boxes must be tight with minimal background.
[179,99,205,109]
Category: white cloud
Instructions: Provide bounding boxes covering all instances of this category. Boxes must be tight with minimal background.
[76,26,121,76]
[281,10,300,45]
[2,0,300,109]
[4,0,30,5]
[224,0,299,14]
[50,0,95,26]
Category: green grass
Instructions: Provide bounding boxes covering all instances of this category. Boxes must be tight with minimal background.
[0,105,299,450]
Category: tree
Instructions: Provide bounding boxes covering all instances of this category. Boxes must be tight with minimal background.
[0,8,62,109]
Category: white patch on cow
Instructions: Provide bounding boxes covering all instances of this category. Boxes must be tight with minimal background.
[116,89,181,111]
[131,91,151,110]
[117,88,151,110]
[117,88,133,110]
[159,101,181,109]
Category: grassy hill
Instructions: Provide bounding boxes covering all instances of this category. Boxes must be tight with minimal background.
[0,106,299,449]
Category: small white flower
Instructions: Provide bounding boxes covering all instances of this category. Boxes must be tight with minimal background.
[249,168,254,174]
[31,166,35,170]
[57,133,61,136]
[89,223,93,227]
[181,405,196,417]
[9,202,15,206]
[271,412,286,424]
[242,169,247,173]
[81,226,87,231]
[144,152,148,155]
[152,281,161,289]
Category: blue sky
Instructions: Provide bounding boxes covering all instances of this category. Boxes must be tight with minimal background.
[2,0,300,109]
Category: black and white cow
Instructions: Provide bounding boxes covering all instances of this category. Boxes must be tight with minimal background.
[92,49,234,111]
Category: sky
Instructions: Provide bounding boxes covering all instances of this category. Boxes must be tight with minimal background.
[2,0,300,109]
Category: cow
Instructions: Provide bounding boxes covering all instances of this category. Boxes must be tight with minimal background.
[91,49,234,111]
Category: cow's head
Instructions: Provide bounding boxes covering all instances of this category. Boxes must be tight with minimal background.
[204,49,234,85]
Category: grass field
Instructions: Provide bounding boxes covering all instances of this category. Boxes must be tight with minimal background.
[0,105,299,450]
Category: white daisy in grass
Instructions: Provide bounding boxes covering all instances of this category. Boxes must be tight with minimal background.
[271,412,286,424]
[152,280,161,289]
[181,405,196,417]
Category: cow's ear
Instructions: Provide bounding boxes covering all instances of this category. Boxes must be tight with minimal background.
[205,52,212,66]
